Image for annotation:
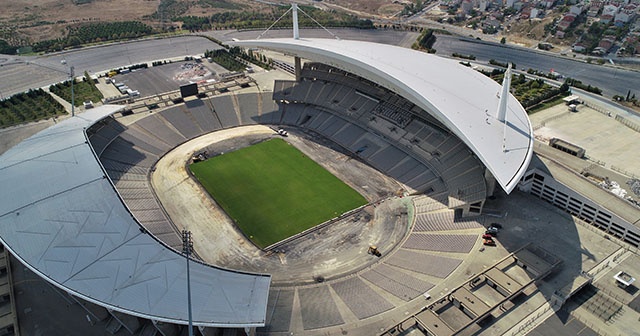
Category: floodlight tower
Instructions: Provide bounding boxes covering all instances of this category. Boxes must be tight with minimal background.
[61,60,75,117]
[182,230,194,336]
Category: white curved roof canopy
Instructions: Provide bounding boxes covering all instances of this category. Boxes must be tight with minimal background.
[230,38,533,193]
[0,105,270,327]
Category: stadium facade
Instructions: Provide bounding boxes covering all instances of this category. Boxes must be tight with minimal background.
[0,105,271,328]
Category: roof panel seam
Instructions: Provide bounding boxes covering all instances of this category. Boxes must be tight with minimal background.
[0,142,88,171]
[0,176,105,218]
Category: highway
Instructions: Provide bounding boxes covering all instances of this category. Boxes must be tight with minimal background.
[202,28,420,47]
[433,35,639,98]
[0,30,419,98]
[0,36,222,97]
[1,30,638,99]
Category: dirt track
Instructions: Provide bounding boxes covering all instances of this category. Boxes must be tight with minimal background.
[151,125,411,285]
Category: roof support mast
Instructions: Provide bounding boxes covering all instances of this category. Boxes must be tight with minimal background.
[292,4,302,81]
[292,4,299,40]
[256,4,339,82]
[497,63,512,152]
[496,63,511,123]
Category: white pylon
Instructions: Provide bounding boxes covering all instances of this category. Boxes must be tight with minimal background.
[496,63,511,122]
[292,4,299,40]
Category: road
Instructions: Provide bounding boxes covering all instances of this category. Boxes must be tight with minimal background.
[0,36,222,97]
[1,29,638,99]
[201,27,419,47]
[433,35,639,97]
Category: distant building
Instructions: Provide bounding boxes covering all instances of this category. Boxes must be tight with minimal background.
[483,16,502,29]
[531,7,541,18]
[622,32,640,54]
[596,35,616,53]
[557,13,577,32]
[588,1,604,16]
[440,0,462,10]
[479,0,488,12]
[600,13,615,23]
[569,4,584,14]
[603,4,620,16]
[461,0,474,14]
[572,42,587,52]
[615,4,638,23]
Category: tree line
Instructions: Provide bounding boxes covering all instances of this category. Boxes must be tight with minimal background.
[0,39,17,55]
[412,29,437,53]
[176,6,374,31]
[32,21,153,53]
[478,69,571,111]
[205,49,246,72]
[0,89,66,128]
[4,4,375,54]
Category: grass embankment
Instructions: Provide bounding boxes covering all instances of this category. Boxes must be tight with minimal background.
[527,92,572,114]
[49,73,103,107]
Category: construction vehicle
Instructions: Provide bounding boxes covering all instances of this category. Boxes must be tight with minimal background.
[368,245,382,257]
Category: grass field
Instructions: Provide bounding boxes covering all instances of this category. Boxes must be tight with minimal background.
[190,138,367,248]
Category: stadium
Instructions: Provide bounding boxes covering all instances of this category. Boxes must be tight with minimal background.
[15,12,640,335]
[0,30,536,334]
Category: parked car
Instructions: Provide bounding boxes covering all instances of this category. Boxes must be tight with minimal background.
[486,227,499,236]
[489,223,503,229]
[483,238,496,246]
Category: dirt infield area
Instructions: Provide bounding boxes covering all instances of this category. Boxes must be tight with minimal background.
[151,125,411,285]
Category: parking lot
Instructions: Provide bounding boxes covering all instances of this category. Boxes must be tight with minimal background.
[109,60,232,98]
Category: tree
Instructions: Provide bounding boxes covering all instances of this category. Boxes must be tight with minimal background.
[504,7,517,15]
[531,80,541,89]
[0,39,17,55]
[500,37,506,44]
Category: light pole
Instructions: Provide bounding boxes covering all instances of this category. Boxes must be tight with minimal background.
[182,230,194,336]
[61,60,75,117]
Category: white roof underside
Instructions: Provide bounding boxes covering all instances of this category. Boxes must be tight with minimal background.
[231,38,534,193]
[0,105,270,327]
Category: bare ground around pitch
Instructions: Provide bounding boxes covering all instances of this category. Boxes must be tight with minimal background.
[151,125,409,285]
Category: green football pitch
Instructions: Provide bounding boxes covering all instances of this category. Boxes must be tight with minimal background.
[190,138,367,248]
